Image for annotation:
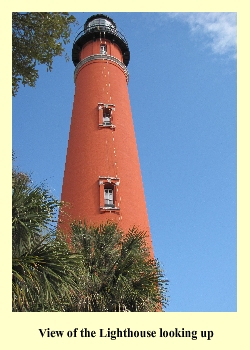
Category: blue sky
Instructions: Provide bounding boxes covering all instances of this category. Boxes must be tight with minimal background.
[12,12,237,312]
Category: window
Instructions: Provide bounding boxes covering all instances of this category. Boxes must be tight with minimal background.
[100,44,107,55]
[98,103,115,128]
[103,109,111,125]
[99,177,120,211]
[104,188,114,207]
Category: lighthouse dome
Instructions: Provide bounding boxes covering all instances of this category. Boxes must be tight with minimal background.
[84,14,117,32]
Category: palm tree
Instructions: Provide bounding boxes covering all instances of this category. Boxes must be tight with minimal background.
[12,169,80,311]
[64,222,168,312]
[12,162,168,312]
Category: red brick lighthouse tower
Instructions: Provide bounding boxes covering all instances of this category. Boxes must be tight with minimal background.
[59,14,153,254]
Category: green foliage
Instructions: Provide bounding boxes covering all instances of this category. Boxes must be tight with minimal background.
[65,222,169,312]
[12,170,59,254]
[12,12,77,96]
[12,235,80,311]
[12,170,80,311]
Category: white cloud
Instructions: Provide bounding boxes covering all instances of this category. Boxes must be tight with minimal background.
[167,12,237,59]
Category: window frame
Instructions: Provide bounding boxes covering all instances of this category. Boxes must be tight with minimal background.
[99,176,120,211]
[98,103,116,129]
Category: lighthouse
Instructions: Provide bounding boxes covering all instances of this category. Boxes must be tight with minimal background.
[59,14,154,254]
